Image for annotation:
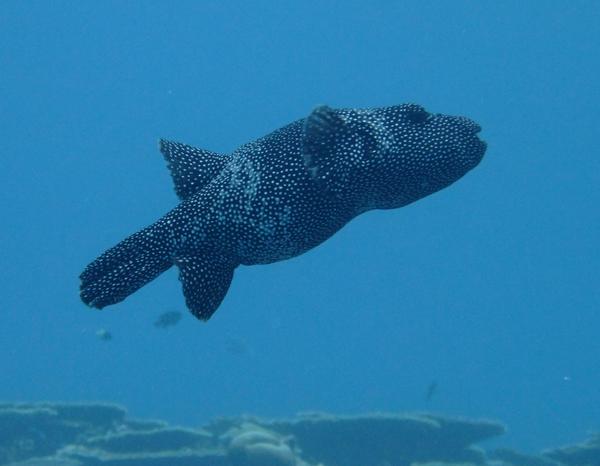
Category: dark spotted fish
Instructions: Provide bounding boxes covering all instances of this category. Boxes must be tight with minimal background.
[80,104,486,321]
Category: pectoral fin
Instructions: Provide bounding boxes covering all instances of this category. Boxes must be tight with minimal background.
[302,105,345,179]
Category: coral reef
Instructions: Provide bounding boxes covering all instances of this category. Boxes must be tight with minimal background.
[490,433,600,466]
[208,412,504,466]
[0,402,597,466]
[219,422,307,466]
[0,403,128,464]
[543,433,600,466]
[491,448,562,466]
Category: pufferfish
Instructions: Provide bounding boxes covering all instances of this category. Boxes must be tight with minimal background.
[80,104,486,320]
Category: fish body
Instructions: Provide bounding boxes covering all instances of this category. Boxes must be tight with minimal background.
[80,104,486,320]
[166,120,352,267]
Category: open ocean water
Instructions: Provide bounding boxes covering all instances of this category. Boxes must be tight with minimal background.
[0,1,598,464]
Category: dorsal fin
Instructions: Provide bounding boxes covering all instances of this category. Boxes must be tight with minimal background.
[159,139,228,200]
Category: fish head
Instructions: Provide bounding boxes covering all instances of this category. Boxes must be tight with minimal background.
[303,104,486,211]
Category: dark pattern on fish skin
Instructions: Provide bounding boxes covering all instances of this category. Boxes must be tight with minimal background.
[80,104,486,320]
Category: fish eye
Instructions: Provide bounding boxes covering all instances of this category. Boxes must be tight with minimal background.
[405,105,430,124]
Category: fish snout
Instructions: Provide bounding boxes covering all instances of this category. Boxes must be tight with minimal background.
[455,116,486,168]
[467,128,487,168]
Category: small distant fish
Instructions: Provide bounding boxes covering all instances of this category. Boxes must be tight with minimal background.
[96,328,112,341]
[425,381,438,401]
[154,311,182,329]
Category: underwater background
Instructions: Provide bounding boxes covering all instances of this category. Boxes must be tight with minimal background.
[0,0,598,461]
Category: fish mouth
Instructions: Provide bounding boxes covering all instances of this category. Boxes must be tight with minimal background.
[469,132,487,168]
[464,117,486,160]
[460,117,486,167]
[475,136,487,157]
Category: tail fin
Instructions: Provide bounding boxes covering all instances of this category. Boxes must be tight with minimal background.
[80,223,173,309]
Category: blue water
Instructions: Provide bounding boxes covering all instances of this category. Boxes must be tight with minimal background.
[1,0,598,453]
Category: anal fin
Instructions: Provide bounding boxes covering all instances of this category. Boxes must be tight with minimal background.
[175,254,236,321]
